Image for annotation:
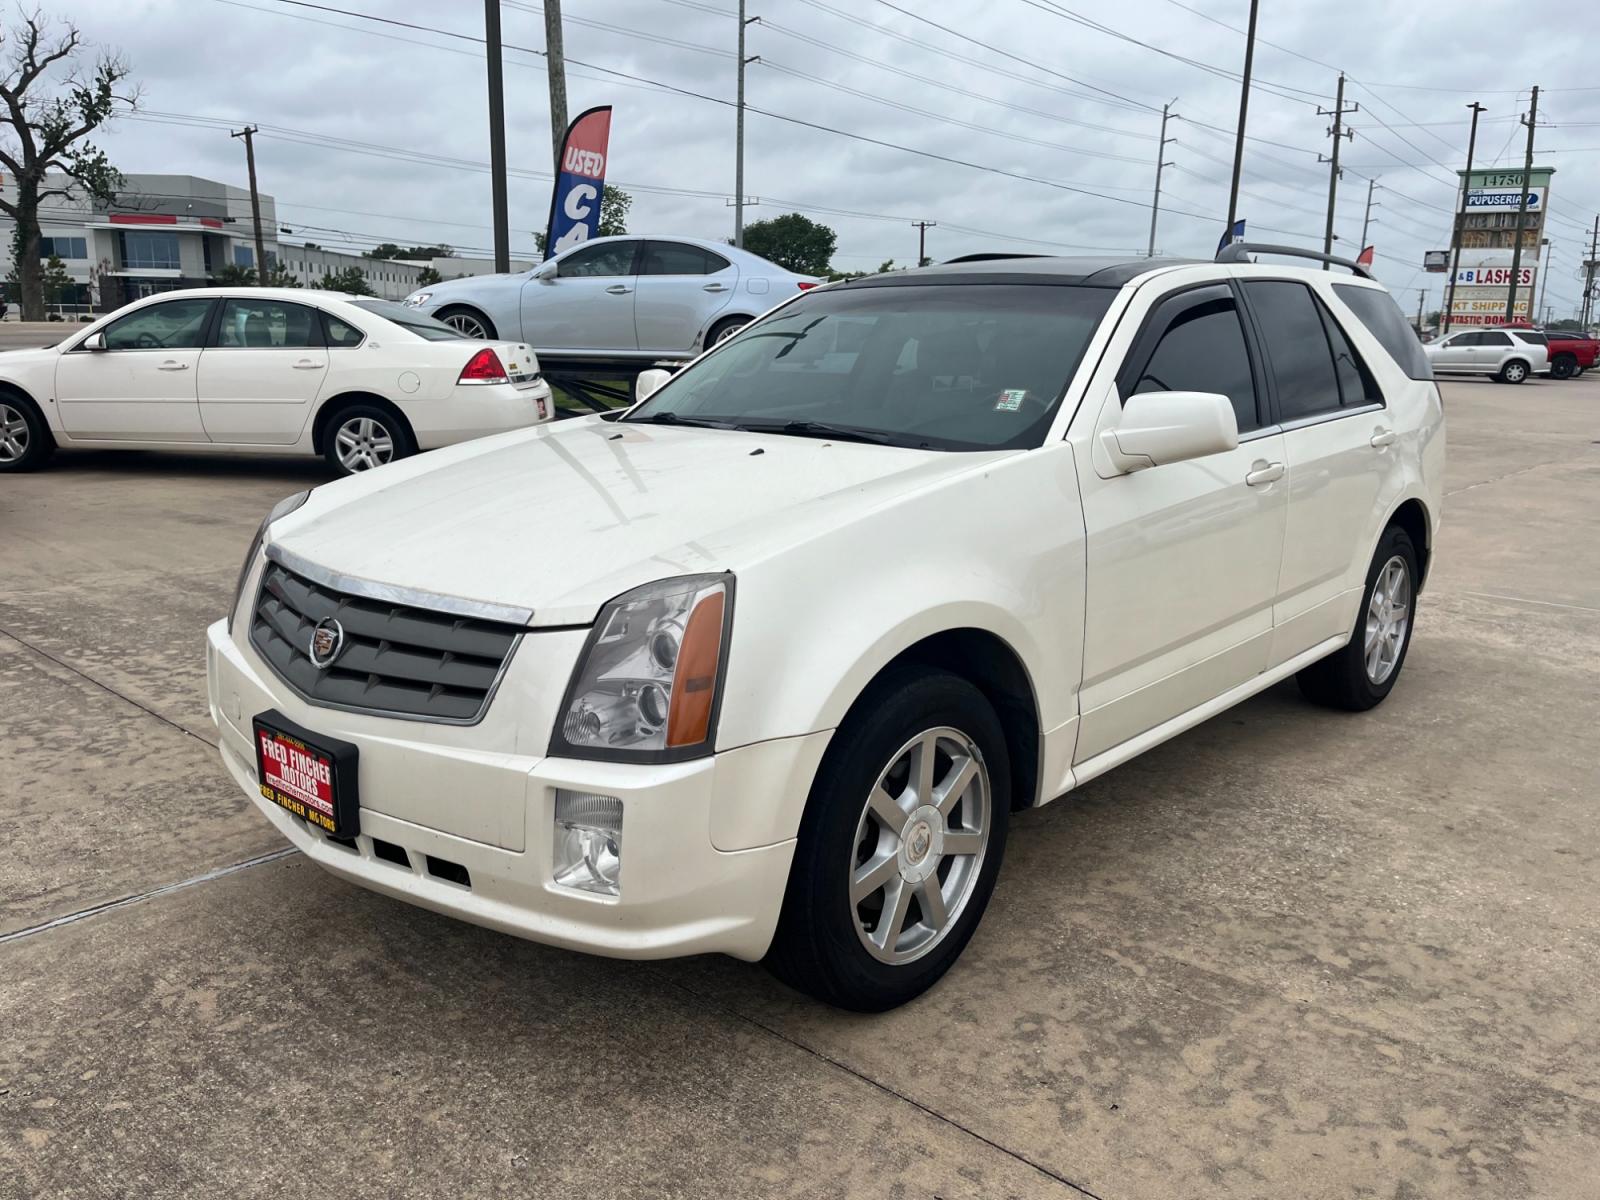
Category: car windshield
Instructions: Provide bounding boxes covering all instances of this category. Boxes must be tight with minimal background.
[352,299,466,342]
[623,283,1116,451]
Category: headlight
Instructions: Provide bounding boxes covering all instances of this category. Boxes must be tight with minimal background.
[403,292,431,308]
[227,489,311,634]
[551,574,733,761]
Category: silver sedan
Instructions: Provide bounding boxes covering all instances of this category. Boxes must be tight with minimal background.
[402,235,817,363]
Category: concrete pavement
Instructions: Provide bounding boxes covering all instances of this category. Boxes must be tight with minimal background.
[2,377,1598,1197]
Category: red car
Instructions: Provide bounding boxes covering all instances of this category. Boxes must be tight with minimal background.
[1499,324,1598,379]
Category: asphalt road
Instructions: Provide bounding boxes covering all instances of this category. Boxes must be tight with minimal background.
[3,377,1598,1198]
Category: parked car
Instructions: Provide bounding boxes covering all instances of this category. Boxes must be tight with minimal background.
[401,235,817,361]
[0,288,553,475]
[209,250,1443,1011]
[1534,329,1597,379]
[1422,327,1548,382]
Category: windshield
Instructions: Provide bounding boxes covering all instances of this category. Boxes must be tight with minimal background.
[353,299,466,341]
[624,283,1115,450]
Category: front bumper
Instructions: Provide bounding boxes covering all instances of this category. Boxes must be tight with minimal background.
[206,617,807,961]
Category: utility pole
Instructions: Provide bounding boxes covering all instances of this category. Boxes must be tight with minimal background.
[1444,101,1485,335]
[1147,101,1177,257]
[1318,72,1357,268]
[735,2,760,248]
[1505,85,1539,324]
[229,126,269,286]
[544,0,568,173]
[1359,177,1378,250]
[1582,216,1598,330]
[484,0,510,273]
[1224,0,1259,237]
[1415,287,1426,334]
[1536,238,1551,323]
[912,220,937,266]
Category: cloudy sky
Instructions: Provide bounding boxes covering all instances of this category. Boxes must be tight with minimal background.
[40,0,1600,315]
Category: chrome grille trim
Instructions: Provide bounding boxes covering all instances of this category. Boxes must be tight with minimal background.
[266,542,536,626]
[249,555,526,726]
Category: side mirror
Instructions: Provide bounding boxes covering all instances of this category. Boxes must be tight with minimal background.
[533,259,558,282]
[635,367,673,403]
[81,330,107,351]
[1101,390,1238,473]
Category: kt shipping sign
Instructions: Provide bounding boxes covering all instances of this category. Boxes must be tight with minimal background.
[544,106,614,255]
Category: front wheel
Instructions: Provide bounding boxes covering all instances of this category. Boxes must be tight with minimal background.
[436,307,496,340]
[1296,525,1419,711]
[1498,359,1529,384]
[0,397,53,472]
[324,405,414,475]
[765,669,1010,1011]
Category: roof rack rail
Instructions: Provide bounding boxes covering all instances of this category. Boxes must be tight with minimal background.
[1215,241,1372,280]
[942,252,1049,264]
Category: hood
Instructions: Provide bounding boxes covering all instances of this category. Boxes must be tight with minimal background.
[407,273,518,302]
[271,418,1013,627]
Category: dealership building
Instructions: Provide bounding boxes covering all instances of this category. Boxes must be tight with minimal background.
[0,172,503,310]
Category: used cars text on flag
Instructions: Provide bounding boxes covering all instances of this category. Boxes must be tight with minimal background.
[544,106,614,255]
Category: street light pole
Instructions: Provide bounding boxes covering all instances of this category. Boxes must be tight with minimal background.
[735,1,760,248]
[484,0,510,273]
[1443,101,1485,336]
[1505,85,1539,324]
[1147,101,1177,258]
[229,126,269,286]
[1224,0,1259,237]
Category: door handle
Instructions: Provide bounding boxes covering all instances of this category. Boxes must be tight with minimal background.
[157,360,189,371]
[605,284,632,295]
[702,283,728,292]
[1245,460,1284,486]
[292,359,323,370]
[1369,428,1397,448]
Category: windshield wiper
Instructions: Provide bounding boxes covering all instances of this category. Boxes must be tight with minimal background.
[735,419,893,445]
[626,410,738,429]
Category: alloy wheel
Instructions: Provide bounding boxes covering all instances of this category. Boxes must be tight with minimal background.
[713,320,747,344]
[0,402,28,464]
[334,416,395,472]
[1364,555,1411,684]
[849,727,991,965]
[442,312,490,339]
[1505,362,1527,382]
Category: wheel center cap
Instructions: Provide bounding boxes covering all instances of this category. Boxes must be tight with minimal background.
[898,805,944,884]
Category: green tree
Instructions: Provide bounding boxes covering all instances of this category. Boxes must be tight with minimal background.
[535,184,632,254]
[877,258,896,273]
[365,242,454,260]
[415,265,443,287]
[0,12,137,320]
[317,265,374,296]
[742,213,837,276]
[264,264,300,287]
[214,263,255,286]
[40,254,71,304]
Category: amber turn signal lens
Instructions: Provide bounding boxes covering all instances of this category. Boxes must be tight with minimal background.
[665,590,725,747]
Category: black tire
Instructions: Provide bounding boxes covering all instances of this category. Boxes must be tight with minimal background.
[322,403,415,476]
[705,315,749,349]
[765,668,1011,1011]
[1498,358,1530,384]
[0,393,54,472]
[435,307,497,340]
[1296,525,1419,712]
[1550,354,1577,380]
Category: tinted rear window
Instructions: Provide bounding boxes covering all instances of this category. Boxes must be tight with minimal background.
[1332,284,1432,381]
[352,299,465,341]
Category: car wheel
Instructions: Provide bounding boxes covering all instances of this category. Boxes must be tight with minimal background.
[1498,359,1529,384]
[1296,525,1419,712]
[325,405,413,475]
[766,668,1010,1011]
[0,396,53,472]
[1550,355,1577,380]
[437,308,496,340]
[706,316,749,348]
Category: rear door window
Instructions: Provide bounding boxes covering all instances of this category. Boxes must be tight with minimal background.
[1315,298,1382,407]
[1480,331,1513,347]
[641,241,731,276]
[1242,280,1342,422]
[1332,283,1433,380]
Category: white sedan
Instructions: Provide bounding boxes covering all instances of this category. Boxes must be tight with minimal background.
[208,251,1444,1010]
[0,288,553,476]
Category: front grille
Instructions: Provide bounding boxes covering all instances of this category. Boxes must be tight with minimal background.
[250,559,523,723]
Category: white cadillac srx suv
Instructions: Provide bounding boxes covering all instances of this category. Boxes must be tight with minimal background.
[207,245,1444,1011]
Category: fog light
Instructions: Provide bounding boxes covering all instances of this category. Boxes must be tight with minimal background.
[553,790,623,896]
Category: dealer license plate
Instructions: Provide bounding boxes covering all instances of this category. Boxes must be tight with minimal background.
[252,712,359,838]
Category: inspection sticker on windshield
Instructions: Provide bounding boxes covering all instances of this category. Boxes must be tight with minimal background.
[995,389,1027,412]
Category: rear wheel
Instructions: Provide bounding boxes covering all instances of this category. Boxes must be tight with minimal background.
[1498,359,1529,384]
[324,404,414,475]
[706,315,749,348]
[766,668,1010,1011]
[1296,525,1419,711]
[0,396,53,472]
[1550,354,1577,380]
[436,307,496,340]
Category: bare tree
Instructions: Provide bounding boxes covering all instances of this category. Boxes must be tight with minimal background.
[0,9,136,320]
